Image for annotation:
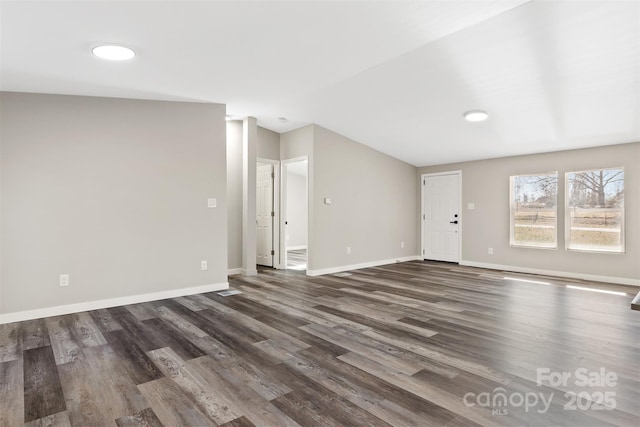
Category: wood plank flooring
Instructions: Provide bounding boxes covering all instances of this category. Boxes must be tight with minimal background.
[1,260,639,426]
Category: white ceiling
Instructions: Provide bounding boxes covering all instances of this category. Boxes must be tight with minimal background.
[1,1,638,166]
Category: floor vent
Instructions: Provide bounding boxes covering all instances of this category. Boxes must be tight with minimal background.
[217,290,242,297]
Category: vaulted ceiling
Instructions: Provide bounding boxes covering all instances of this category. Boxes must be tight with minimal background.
[2,1,638,166]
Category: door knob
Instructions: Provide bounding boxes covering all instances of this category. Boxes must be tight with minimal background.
[449,220,458,224]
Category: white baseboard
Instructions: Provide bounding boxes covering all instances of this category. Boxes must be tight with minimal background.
[459,260,640,287]
[0,282,229,325]
[227,268,243,275]
[286,245,307,251]
[307,255,421,277]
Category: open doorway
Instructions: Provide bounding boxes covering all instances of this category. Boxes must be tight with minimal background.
[282,158,308,271]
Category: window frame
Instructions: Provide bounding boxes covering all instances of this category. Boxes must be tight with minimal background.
[509,172,559,250]
[565,167,625,254]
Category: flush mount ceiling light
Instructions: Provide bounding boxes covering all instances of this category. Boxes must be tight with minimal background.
[464,110,489,122]
[92,44,135,61]
[278,117,288,123]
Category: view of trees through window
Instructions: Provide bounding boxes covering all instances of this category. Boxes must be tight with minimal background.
[510,173,558,248]
[567,168,624,252]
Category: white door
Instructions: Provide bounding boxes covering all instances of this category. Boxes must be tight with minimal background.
[423,172,460,262]
[256,163,274,266]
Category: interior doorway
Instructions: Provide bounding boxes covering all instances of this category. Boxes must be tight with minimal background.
[256,160,279,268]
[281,157,308,270]
[422,171,461,263]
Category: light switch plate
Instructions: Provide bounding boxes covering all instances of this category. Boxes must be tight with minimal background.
[468,203,475,210]
[208,198,217,208]
[59,274,69,287]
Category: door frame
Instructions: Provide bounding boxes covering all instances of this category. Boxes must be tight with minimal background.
[257,158,281,269]
[281,156,309,270]
[421,170,463,263]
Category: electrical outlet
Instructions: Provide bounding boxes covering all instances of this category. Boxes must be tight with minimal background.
[207,198,217,208]
[347,246,351,255]
[488,248,494,255]
[201,260,208,271]
[59,274,69,287]
[401,241,405,249]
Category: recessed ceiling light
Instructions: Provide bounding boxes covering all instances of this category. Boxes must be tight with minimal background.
[464,110,489,122]
[278,117,288,123]
[92,45,135,61]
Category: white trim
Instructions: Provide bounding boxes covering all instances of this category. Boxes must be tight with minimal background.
[421,170,462,263]
[227,268,243,275]
[0,282,229,325]
[242,268,258,276]
[307,256,421,277]
[286,245,307,251]
[459,260,640,287]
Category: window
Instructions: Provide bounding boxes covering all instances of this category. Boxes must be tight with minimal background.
[510,173,558,248]
[566,168,624,252]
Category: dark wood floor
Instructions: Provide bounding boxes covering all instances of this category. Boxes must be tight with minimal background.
[1,261,639,426]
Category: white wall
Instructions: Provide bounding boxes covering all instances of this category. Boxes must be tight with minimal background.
[310,125,419,274]
[417,142,640,284]
[280,125,314,160]
[0,92,228,317]
[226,121,243,271]
[257,126,280,161]
[285,170,308,249]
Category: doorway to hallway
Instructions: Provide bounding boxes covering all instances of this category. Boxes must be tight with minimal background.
[282,157,308,271]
